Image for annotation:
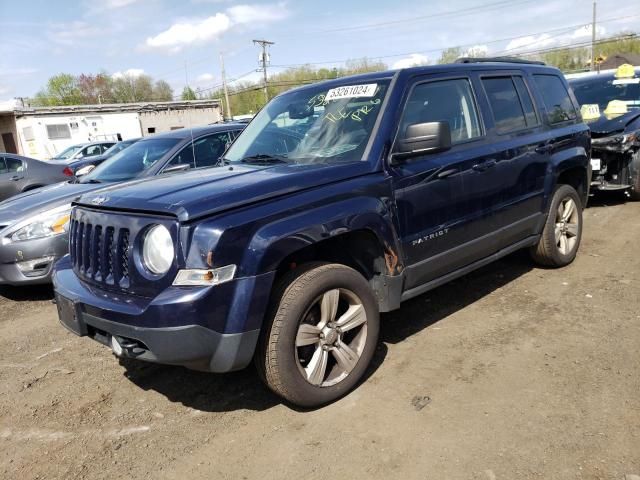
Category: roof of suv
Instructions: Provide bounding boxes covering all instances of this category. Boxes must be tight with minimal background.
[287,60,561,95]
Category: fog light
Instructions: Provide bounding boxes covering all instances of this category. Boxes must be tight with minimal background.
[111,336,123,356]
[16,255,56,274]
[172,265,236,286]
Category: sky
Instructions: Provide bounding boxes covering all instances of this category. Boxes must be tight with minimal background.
[0,0,638,101]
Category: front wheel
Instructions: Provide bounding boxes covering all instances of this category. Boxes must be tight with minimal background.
[256,263,379,408]
[530,184,583,267]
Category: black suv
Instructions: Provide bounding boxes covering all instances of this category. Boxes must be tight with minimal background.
[53,59,590,407]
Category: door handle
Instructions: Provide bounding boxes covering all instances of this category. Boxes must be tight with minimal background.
[437,168,458,179]
[472,159,497,172]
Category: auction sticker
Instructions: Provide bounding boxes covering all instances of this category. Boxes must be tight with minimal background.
[325,84,378,101]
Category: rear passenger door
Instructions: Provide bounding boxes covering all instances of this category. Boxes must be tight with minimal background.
[0,158,11,200]
[0,157,24,200]
[390,75,505,290]
[475,71,549,250]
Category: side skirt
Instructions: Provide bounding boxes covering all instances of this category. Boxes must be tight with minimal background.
[400,235,539,303]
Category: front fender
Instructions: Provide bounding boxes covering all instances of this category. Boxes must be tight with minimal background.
[244,196,400,276]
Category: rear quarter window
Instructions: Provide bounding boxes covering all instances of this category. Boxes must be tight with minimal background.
[533,74,577,124]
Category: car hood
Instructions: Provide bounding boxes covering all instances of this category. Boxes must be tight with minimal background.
[76,162,373,222]
[0,181,105,228]
[585,109,640,136]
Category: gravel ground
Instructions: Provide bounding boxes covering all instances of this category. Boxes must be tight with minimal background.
[0,194,639,480]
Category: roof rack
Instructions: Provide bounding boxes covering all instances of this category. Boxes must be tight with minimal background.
[455,57,546,65]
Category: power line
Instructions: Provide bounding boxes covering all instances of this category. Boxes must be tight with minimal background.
[269,13,639,69]
[495,32,637,57]
[275,0,538,37]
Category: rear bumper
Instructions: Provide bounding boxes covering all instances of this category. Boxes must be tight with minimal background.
[53,255,274,372]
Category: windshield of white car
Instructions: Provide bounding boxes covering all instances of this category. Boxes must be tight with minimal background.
[79,138,180,184]
[52,145,83,160]
[224,80,390,165]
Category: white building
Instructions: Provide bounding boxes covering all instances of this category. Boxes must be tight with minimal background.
[0,99,223,160]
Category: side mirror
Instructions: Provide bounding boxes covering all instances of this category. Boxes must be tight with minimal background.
[163,163,191,174]
[391,121,452,164]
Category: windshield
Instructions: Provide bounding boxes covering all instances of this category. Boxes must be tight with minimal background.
[80,137,180,183]
[224,80,390,165]
[570,74,640,111]
[103,140,138,156]
[53,145,83,160]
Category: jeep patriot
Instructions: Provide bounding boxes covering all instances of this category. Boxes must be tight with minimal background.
[53,58,590,407]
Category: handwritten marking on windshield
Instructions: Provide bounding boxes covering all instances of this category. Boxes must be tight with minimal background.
[324,98,381,123]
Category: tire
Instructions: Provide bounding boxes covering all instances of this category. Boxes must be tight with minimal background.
[256,262,380,408]
[530,184,583,267]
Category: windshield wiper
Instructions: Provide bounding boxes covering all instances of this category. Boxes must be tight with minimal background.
[240,154,289,165]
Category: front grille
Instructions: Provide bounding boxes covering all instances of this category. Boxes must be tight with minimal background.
[70,219,130,289]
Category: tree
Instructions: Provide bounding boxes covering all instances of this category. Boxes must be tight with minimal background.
[437,47,462,64]
[32,73,82,106]
[111,73,154,103]
[152,80,174,101]
[181,86,197,100]
[77,72,113,104]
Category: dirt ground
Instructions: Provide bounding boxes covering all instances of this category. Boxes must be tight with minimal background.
[1,194,639,480]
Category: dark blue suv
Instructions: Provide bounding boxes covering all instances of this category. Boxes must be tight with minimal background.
[53,59,590,407]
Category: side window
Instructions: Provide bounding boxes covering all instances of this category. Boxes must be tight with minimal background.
[482,76,528,133]
[0,158,7,174]
[399,78,482,144]
[5,157,23,172]
[166,132,231,170]
[84,145,102,157]
[533,74,577,124]
[513,76,538,127]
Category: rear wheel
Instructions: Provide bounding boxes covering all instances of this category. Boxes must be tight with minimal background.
[530,184,583,267]
[256,263,379,408]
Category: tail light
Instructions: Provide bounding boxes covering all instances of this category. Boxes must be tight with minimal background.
[63,167,74,177]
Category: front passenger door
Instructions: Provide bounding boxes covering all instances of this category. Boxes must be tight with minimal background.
[389,76,500,290]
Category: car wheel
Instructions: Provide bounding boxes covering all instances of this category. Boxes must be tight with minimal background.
[256,262,379,408]
[530,184,583,267]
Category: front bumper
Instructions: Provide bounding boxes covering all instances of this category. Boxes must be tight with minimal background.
[52,255,275,372]
[0,234,68,285]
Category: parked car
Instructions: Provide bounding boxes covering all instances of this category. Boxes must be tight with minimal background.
[0,153,74,202]
[0,124,244,286]
[567,64,640,198]
[69,138,141,177]
[50,141,117,162]
[53,59,590,407]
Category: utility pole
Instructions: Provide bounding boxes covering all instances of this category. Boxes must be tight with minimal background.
[219,52,232,120]
[253,39,274,105]
[590,0,597,71]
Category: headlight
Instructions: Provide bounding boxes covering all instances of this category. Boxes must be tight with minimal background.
[142,224,174,275]
[2,204,71,244]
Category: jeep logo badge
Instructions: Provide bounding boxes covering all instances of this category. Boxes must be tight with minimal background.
[91,196,108,205]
